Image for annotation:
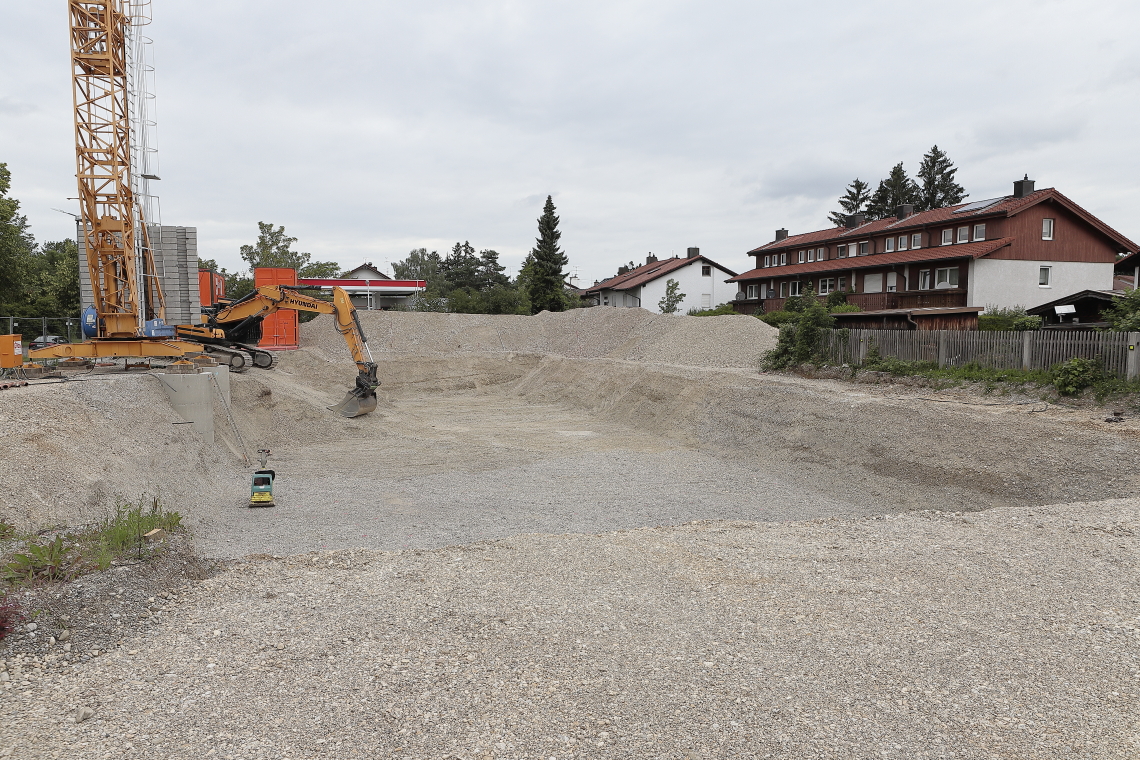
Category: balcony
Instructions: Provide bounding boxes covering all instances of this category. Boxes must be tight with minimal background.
[760,289,967,314]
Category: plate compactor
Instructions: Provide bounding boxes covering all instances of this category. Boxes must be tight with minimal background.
[249,449,275,507]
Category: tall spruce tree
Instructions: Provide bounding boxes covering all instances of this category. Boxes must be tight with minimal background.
[0,163,36,313]
[865,163,920,220]
[827,178,872,227]
[526,196,568,314]
[915,145,968,211]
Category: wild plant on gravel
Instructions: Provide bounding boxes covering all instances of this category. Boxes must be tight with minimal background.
[0,595,21,640]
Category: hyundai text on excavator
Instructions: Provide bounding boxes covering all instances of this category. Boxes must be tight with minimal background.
[175,285,380,417]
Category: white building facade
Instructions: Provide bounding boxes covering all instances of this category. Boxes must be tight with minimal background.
[587,250,738,314]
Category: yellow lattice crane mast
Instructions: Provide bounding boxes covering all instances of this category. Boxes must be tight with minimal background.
[32,0,198,360]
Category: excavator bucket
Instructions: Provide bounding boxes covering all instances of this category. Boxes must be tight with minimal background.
[329,364,380,418]
[330,388,377,418]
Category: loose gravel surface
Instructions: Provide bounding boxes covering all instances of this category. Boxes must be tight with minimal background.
[3,500,1138,759]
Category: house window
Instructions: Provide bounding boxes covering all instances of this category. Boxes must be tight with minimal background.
[886,272,897,292]
[885,237,895,252]
[763,255,770,267]
[788,281,802,297]
[863,273,883,293]
[780,253,787,265]
[817,247,827,261]
[798,250,806,263]
[1039,266,1051,287]
[941,229,953,245]
[898,235,908,251]
[837,244,847,258]
[919,269,932,290]
[838,276,847,292]
[746,283,758,299]
[859,241,869,255]
[957,226,969,243]
[807,249,815,262]
[911,233,922,249]
[779,281,788,298]
[818,277,836,295]
[602,296,610,305]
[935,267,959,289]
[701,265,711,276]
[973,223,986,241]
[701,294,712,308]
[1042,218,1054,240]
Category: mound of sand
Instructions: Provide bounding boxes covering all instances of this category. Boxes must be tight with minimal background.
[303,307,778,368]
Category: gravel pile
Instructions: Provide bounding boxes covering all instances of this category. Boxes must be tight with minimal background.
[303,308,778,369]
[3,499,1137,758]
[0,375,239,530]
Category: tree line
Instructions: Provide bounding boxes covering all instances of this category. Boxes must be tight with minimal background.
[391,195,575,315]
[828,145,968,226]
[0,163,81,338]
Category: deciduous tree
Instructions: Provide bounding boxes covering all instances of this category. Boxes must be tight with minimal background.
[658,278,685,314]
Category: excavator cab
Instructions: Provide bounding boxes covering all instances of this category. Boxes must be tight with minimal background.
[250,469,275,507]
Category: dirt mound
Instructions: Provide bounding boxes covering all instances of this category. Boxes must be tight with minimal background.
[302,307,777,368]
[0,376,240,529]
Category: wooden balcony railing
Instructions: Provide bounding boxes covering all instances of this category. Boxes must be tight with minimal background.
[759,289,967,313]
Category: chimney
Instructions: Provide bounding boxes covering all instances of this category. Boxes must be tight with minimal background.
[1013,175,1036,199]
[775,229,788,242]
[617,266,628,275]
[895,204,914,220]
[687,247,699,259]
[646,253,658,265]
[845,213,866,229]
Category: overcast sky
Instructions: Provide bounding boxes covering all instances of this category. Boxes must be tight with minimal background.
[4,0,1139,285]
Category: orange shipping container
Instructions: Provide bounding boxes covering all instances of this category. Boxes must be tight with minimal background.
[253,267,299,349]
[198,269,226,309]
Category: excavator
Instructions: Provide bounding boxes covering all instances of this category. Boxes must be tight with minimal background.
[175,285,380,417]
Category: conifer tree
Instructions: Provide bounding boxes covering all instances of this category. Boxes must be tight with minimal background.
[865,163,920,220]
[526,196,569,314]
[827,178,871,227]
[915,145,968,211]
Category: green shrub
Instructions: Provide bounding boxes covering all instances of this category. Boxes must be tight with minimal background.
[687,303,737,317]
[5,536,75,584]
[1051,357,1103,396]
[757,310,799,327]
[1102,288,1140,331]
[829,303,862,314]
[761,284,835,369]
[0,595,22,641]
[0,521,14,540]
[825,289,851,309]
[978,306,1042,331]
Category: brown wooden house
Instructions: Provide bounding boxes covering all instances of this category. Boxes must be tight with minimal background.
[728,178,1137,317]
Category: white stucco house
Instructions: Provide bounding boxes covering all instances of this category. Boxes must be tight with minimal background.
[584,249,739,314]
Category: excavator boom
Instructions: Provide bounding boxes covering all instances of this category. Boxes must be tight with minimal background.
[176,285,379,417]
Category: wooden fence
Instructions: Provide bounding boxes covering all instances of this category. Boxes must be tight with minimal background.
[812,328,1140,379]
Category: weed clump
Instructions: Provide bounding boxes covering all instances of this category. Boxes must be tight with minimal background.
[2,497,185,590]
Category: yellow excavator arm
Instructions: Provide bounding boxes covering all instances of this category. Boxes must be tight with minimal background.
[176,285,379,417]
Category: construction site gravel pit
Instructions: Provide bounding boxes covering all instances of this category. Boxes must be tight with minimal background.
[3,308,1140,758]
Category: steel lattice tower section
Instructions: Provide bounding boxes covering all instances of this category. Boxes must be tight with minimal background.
[69,0,164,338]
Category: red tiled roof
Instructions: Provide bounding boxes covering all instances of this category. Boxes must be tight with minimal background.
[748,189,1138,255]
[729,237,1013,282]
[585,255,738,293]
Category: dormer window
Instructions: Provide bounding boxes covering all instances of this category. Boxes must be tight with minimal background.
[898,235,907,251]
[858,241,869,255]
[798,250,806,263]
[885,237,895,252]
[807,249,815,262]
[957,226,969,243]
[837,244,848,258]
[911,233,922,249]
[817,247,827,261]
[973,224,986,241]
[780,252,787,265]
[941,229,953,245]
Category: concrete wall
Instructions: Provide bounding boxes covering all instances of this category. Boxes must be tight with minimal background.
[968,259,1113,311]
[79,225,200,325]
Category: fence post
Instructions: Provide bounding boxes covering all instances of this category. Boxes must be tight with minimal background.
[1127,333,1140,381]
[1021,331,1033,371]
[937,331,948,368]
[858,331,867,364]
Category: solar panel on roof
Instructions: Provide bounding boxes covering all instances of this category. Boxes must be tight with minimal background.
[953,197,1004,214]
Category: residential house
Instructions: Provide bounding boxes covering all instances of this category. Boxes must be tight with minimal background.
[728,178,1137,315]
[585,248,738,313]
[298,261,424,309]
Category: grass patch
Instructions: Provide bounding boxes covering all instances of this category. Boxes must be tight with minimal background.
[3,496,185,588]
[854,349,1140,403]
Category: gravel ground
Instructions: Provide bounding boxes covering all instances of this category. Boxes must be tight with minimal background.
[2,499,1137,759]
